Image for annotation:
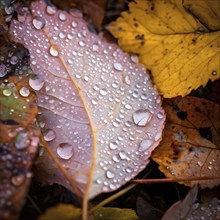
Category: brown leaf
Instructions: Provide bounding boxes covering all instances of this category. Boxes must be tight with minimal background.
[0,76,39,220]
[152,96,220,188]
[162,185,220,220]
[9,0,165,201]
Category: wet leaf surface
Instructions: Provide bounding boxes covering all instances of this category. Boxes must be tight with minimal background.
[152,96,220,188]
[9,0,165,201]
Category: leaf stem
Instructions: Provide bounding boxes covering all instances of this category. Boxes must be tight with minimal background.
[131,176,220,183]
[88,184,136,216]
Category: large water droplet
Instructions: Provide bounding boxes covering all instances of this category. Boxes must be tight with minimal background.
[19,87,30,97]
[133,109,152,126]
[113,62,123,71]
[11,174,25,187]
[57,143,73,160]
[157,111,164,119]
[32,16,45,30]
[79,40,85,47]
[112,155,120,162]
[3,89,12,96]
[119,151,127,160]
[59,12,66,21]
[91,98,98,105]
[106,170,115,179]
[139,139,153,152]
[43,129,56,141]
[29,76,44,91]
[71,21,78,28]
[100,88,108,96]
[15,132,30,150]
[49,45,59,57]
[109,142,118,150]
[10,56,18,65]
[46,5,57,15]
[0,64,7,77]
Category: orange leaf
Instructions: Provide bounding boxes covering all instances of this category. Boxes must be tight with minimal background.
[152,96,220,188]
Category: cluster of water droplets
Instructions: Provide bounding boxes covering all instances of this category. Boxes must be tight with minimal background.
[0,126,39,219]
[10,0,165,198]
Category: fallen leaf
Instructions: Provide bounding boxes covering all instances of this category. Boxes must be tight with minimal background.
[107,0,220,98]
[39,204,139,220]
[162,185,220,220]
[0,76,40,220]
[9,0,165,202]
[152,96,220,188]
[0,76,38,126]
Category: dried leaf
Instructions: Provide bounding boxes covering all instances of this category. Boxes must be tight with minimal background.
[152,96,220,188]
[162,185,198,220]
[107,0,220,98]
[9,0,165,200]
[39,204,139,220]
[162,185,220,220]
[0,76,40,220]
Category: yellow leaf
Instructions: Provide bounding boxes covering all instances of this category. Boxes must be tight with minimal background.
[107,0,220,98]
[39,204,139,220]
[91,207,139,220]
[151,96,220,188]
[39,204,82,220]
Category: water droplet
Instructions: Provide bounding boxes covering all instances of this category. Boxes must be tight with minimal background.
[125,121,131,127]
[43,129,56,142]
[57,143,73,160]
[0,64,8,77]
[109,142,118,150]
[19,87,30,97]
[3,89,12,96]
[139,139,153,152]
[100,88,108,96]
[141,93,148,100]
[124,76,131,85]
[49,45,59,57]
[112,155,120,162]
[79,40,85,47]
[208,165,213,170]
[106,170,115,179]
[109,184,116,190]
[212,70,217,75]
[133,109,152,126]
[29,76,44,91]
[46,5,57,15]
[71,21,78,28]
[10,56,18,65]
[119,151,127,160]
[125,104,132,110]
[32,16,45,30]
[59,12,66,21]
[59,32,66,39]
[91,98,98,105]
[132,91,139,98]
[113,62,123,71]
[93,84,100,91]
[131,54,139,63]
[15,132,30,150]
[92,44,99,52]
[11,174,25,186]
[157,111,164,119]
[126,167,133,173]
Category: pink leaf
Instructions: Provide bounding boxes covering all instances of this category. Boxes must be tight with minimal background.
[9,0,165,200]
